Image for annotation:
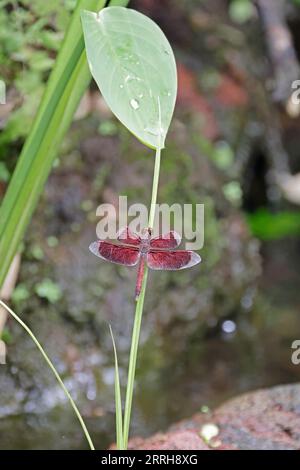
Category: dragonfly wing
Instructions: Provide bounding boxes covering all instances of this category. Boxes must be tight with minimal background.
[89,241,140,266]
[147,250,201,270]
[150,231,181,249]
[117,227,141,246]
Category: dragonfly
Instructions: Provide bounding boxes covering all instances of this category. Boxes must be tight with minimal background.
[90,227,201,300]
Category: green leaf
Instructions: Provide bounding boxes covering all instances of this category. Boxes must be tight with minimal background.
[109,324,124,450]
[247,209,300,240]
[11,284,30,303]
[1,328,12,345]
[81,7,177,149]
[213,141,234,170]
[35,279,62,304]
[229,0,254,24]
[222,181,242,206]
[0,162,10,182]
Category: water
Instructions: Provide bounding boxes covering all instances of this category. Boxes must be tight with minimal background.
[130,99,140,110]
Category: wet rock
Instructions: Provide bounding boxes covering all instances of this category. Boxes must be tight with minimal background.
[128,384,300,450]
[210,383,300,450]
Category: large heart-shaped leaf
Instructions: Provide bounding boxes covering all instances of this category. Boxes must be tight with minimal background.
[81,7,177,149]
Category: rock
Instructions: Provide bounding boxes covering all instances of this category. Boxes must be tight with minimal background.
[129,431,210,451]
[128,384,300,450]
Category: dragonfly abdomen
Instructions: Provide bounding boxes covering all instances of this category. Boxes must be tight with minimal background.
[135,255,146,300]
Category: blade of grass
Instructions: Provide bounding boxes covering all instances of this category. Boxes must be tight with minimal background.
[0,0,129,288]
[0,299,95,450]
[109,324,124,450]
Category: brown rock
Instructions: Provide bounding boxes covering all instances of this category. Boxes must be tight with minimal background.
[128,384,300,450]
[129,430,209,451]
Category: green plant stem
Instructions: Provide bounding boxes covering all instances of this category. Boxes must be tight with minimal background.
[123,146,162,448]
[0,299,95,451]
[148,146,162,229]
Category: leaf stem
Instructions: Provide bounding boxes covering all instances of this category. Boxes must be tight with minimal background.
[123,144,162,448]
[0,299,95,451]
[148,146,162,230]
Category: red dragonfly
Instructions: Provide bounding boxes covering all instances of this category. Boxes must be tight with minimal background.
[90,227,201,300]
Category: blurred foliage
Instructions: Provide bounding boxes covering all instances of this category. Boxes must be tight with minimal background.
[0,161,10,182]
[0,0,76,173]
[193,134,236,174]
[247,209,300,240]
[213,141,234,171]
[223,181,242,206]
[30,244,45,261]
[0,327,12,344]
[229,0,255,24]
[46,236,59,248]
[98,119,118,137]
[11,283,30,303]
[229,0,300,24]
[35,278,62,303]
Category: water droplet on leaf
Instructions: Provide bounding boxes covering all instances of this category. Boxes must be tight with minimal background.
[124,73,142,84]
[144,125,164,137]
[144,126,158,136]
[130,99,139,110]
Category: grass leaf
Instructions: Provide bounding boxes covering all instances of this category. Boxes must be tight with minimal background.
[0,300,95,450]
[109,324,124,450]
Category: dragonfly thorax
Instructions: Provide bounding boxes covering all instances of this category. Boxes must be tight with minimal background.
[139,227,152,254]
[140,238,150,254]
